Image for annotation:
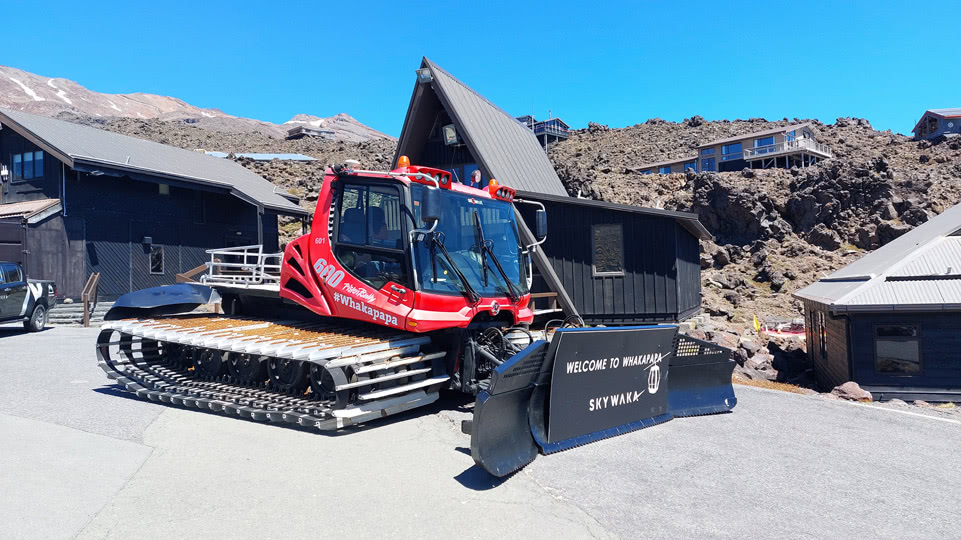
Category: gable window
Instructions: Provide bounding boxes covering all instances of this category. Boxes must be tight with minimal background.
[658,166,672,174]
[592,224,624,276]
[150,246,164,274]
[874,325,921,374]
[721,142,742,161]
[10,151,43,182]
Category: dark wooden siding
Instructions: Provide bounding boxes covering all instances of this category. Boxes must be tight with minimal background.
[70,173,261,298]
[804,301,850,390]
[521,197,701,324]
[847,313,961,390]
[0,127,60,204]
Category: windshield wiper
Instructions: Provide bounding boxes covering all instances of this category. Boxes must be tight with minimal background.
[473,210,520,303]
[429,233,480,304]
[472,210,489,287]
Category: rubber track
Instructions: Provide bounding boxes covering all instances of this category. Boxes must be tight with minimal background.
[97,318,447,431]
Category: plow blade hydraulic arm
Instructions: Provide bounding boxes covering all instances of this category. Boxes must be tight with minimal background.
[468,326,737,477]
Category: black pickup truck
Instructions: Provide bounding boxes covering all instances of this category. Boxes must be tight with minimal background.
[0,262,56,331]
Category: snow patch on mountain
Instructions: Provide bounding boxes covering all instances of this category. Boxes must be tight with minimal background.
[8,77,44,102]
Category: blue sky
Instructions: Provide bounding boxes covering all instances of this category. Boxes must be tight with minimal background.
[1,1,957,136]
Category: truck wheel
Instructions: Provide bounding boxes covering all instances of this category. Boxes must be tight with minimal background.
[24,304,47,332]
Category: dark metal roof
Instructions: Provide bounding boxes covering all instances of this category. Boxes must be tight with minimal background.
[0,108,307,216]
[697,123,812,148]
[795,202,961,311]
[517,190,712,241]
[395,58,568,197]
[911,108,961,133]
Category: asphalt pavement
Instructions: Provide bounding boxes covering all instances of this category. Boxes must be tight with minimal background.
[1,325,959,540]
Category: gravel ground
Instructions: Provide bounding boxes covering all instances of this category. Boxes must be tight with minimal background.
[2,326,960,540]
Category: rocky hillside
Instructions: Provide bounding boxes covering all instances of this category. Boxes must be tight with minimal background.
[0,65,392,141]
[550,116,961,322]
[58,112,961,326]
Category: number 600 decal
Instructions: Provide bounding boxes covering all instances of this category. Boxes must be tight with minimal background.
[312,258,345,287]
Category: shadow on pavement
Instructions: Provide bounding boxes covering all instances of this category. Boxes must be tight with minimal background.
[454,464,514,490]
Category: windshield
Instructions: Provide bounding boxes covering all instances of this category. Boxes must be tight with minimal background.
[410,184,529,298]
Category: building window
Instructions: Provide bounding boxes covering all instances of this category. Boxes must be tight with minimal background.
[640,169,651,175]
[592,224,624,276]
[817,312,827,361]
[785,130,796,142]
[721,142,742,161]
[658,166,672,174]
[22,152,33,179]
[874,325,921,374]
[926,116,938,134]
[684,162,696,172]
[150,246,164,274]
[701,157,716,172]
[754,136,776,154]
[159,183,170,195]
[10,151,43,181]
[700,148,715,156]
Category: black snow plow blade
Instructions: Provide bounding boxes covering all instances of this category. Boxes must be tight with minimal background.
[104,283,221,321]
[468,326,736,477]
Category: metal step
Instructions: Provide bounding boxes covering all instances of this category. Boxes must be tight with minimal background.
[357,375,450,401]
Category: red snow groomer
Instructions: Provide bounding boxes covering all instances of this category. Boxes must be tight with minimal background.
[97,158,736,476]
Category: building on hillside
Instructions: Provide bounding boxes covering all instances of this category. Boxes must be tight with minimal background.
[394,57,710,324]
[204,151,317,162]
[912,108,961,140]
[0,108,307,299]
[286,125,336,140]
[794,202,961,401]
[633,124,831,176]
[516,115,570,146]
[696,123,832,172]
[637,156,698,175]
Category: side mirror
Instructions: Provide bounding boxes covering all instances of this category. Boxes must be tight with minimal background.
[422,188,442,223]
[535,208,548,240]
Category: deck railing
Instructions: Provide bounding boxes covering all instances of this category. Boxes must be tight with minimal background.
[201,244,282,288]
[743,138,833,160]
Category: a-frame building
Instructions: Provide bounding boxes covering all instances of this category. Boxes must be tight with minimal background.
[395,58,709,324]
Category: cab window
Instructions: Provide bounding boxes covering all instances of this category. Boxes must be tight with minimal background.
[2,264,22,283]
[335,183,409,290]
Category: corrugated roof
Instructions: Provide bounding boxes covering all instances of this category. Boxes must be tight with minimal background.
[517,190,712,240]
[841,279,961,310]
[0,198,60,218]
[697,123,811,148]
[889,237,961,277]
[795,202,961,310]
[0,108,306,215]
[400,58,568,196]
[928,108,961,117]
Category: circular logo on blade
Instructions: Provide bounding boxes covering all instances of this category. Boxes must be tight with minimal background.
[489,301,501,315]
[648,364,661,394]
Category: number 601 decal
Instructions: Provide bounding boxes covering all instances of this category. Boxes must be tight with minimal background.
[312,258,345,287]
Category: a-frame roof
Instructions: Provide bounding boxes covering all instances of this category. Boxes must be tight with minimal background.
[394,58,568,197]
